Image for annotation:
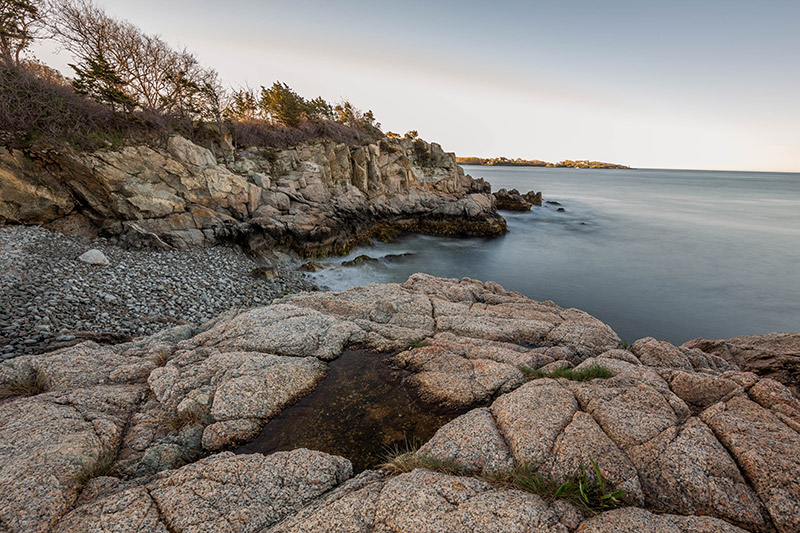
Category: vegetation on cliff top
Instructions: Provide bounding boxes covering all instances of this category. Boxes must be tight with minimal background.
[0,0,383,151]
[457,156,629,169]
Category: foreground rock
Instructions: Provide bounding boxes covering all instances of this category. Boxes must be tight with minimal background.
[684,332,800,397]
[1,135,506,259]
[0,274,798,531]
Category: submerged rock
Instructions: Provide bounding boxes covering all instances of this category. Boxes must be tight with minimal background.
[0,274,797,531]
[341,254,379,267]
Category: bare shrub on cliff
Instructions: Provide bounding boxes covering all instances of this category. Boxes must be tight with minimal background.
[229,118,378,149]
[0,62,138,148]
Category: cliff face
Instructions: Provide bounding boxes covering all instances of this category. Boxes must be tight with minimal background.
[0,136,505,258]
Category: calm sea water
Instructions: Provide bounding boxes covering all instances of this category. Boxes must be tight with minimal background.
[310,166,800,345]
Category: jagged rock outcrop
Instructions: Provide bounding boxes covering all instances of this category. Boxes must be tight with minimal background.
[0,136,505,257]
[683,332,800,397]
[493,188,533,211]
[524,190,543,205]
[1,274,798,531]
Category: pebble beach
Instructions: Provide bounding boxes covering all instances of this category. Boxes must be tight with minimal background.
[0,226,316,358]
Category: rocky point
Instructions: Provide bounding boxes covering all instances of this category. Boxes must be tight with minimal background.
[0,135,506,260]
[1,274,798,532]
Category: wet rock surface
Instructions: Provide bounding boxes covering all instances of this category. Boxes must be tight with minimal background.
[0,274,797,531]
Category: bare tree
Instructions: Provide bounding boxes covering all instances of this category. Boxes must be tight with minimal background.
[47,0,223,119]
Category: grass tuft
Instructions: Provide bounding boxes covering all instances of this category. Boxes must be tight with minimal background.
[73,450,118,488]
[381,442,463,476]
[153,349,171,367]
[0,367,50,399]
[501,461,626,512]
[381,443,625,513]
[411,339,430,349]
[518,363,613,382]
[165,407,207,432]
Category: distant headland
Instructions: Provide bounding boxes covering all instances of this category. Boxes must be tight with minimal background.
[457,156,630,169]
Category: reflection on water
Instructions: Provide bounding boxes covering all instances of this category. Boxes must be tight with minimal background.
[235,350,461,473]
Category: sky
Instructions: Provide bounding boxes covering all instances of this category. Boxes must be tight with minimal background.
[33,0,800,171]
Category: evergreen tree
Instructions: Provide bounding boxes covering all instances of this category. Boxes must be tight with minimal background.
[225,88,259,120]
[70,53,136,113]
[259,81,307,126]
[307,96,334,121]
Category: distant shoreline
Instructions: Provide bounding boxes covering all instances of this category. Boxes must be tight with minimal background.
[457,157,630,169]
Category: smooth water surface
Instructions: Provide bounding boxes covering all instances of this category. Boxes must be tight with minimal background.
[235,350,460,472]
[310,166,800,344]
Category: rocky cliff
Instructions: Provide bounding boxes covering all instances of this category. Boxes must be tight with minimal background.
[1,274,798,532]
[0,136,505,258]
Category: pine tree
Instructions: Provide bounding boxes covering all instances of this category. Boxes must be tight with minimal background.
[259,82,308,126]
[70,53,136,113]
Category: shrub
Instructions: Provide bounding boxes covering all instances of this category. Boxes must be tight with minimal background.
[228,117,378,149]
[0,64,139,149]
[0,367,50,399]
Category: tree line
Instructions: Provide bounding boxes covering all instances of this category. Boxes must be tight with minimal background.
[0,0,382,148]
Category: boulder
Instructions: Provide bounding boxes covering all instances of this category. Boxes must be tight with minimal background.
[77,249,110,266]
[523,190,543,206]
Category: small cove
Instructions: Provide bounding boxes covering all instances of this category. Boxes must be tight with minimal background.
[235,349,463,473]
[307,166,800,345]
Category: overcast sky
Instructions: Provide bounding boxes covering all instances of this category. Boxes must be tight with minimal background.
[34,0,800,171]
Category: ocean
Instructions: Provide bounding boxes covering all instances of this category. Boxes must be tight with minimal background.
[309,166,800,345]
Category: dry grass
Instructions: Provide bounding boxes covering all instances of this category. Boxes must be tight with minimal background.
[165,407,207,432]
[152,349,171,367]
[0,367,50,399]
[73,450,118,488]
